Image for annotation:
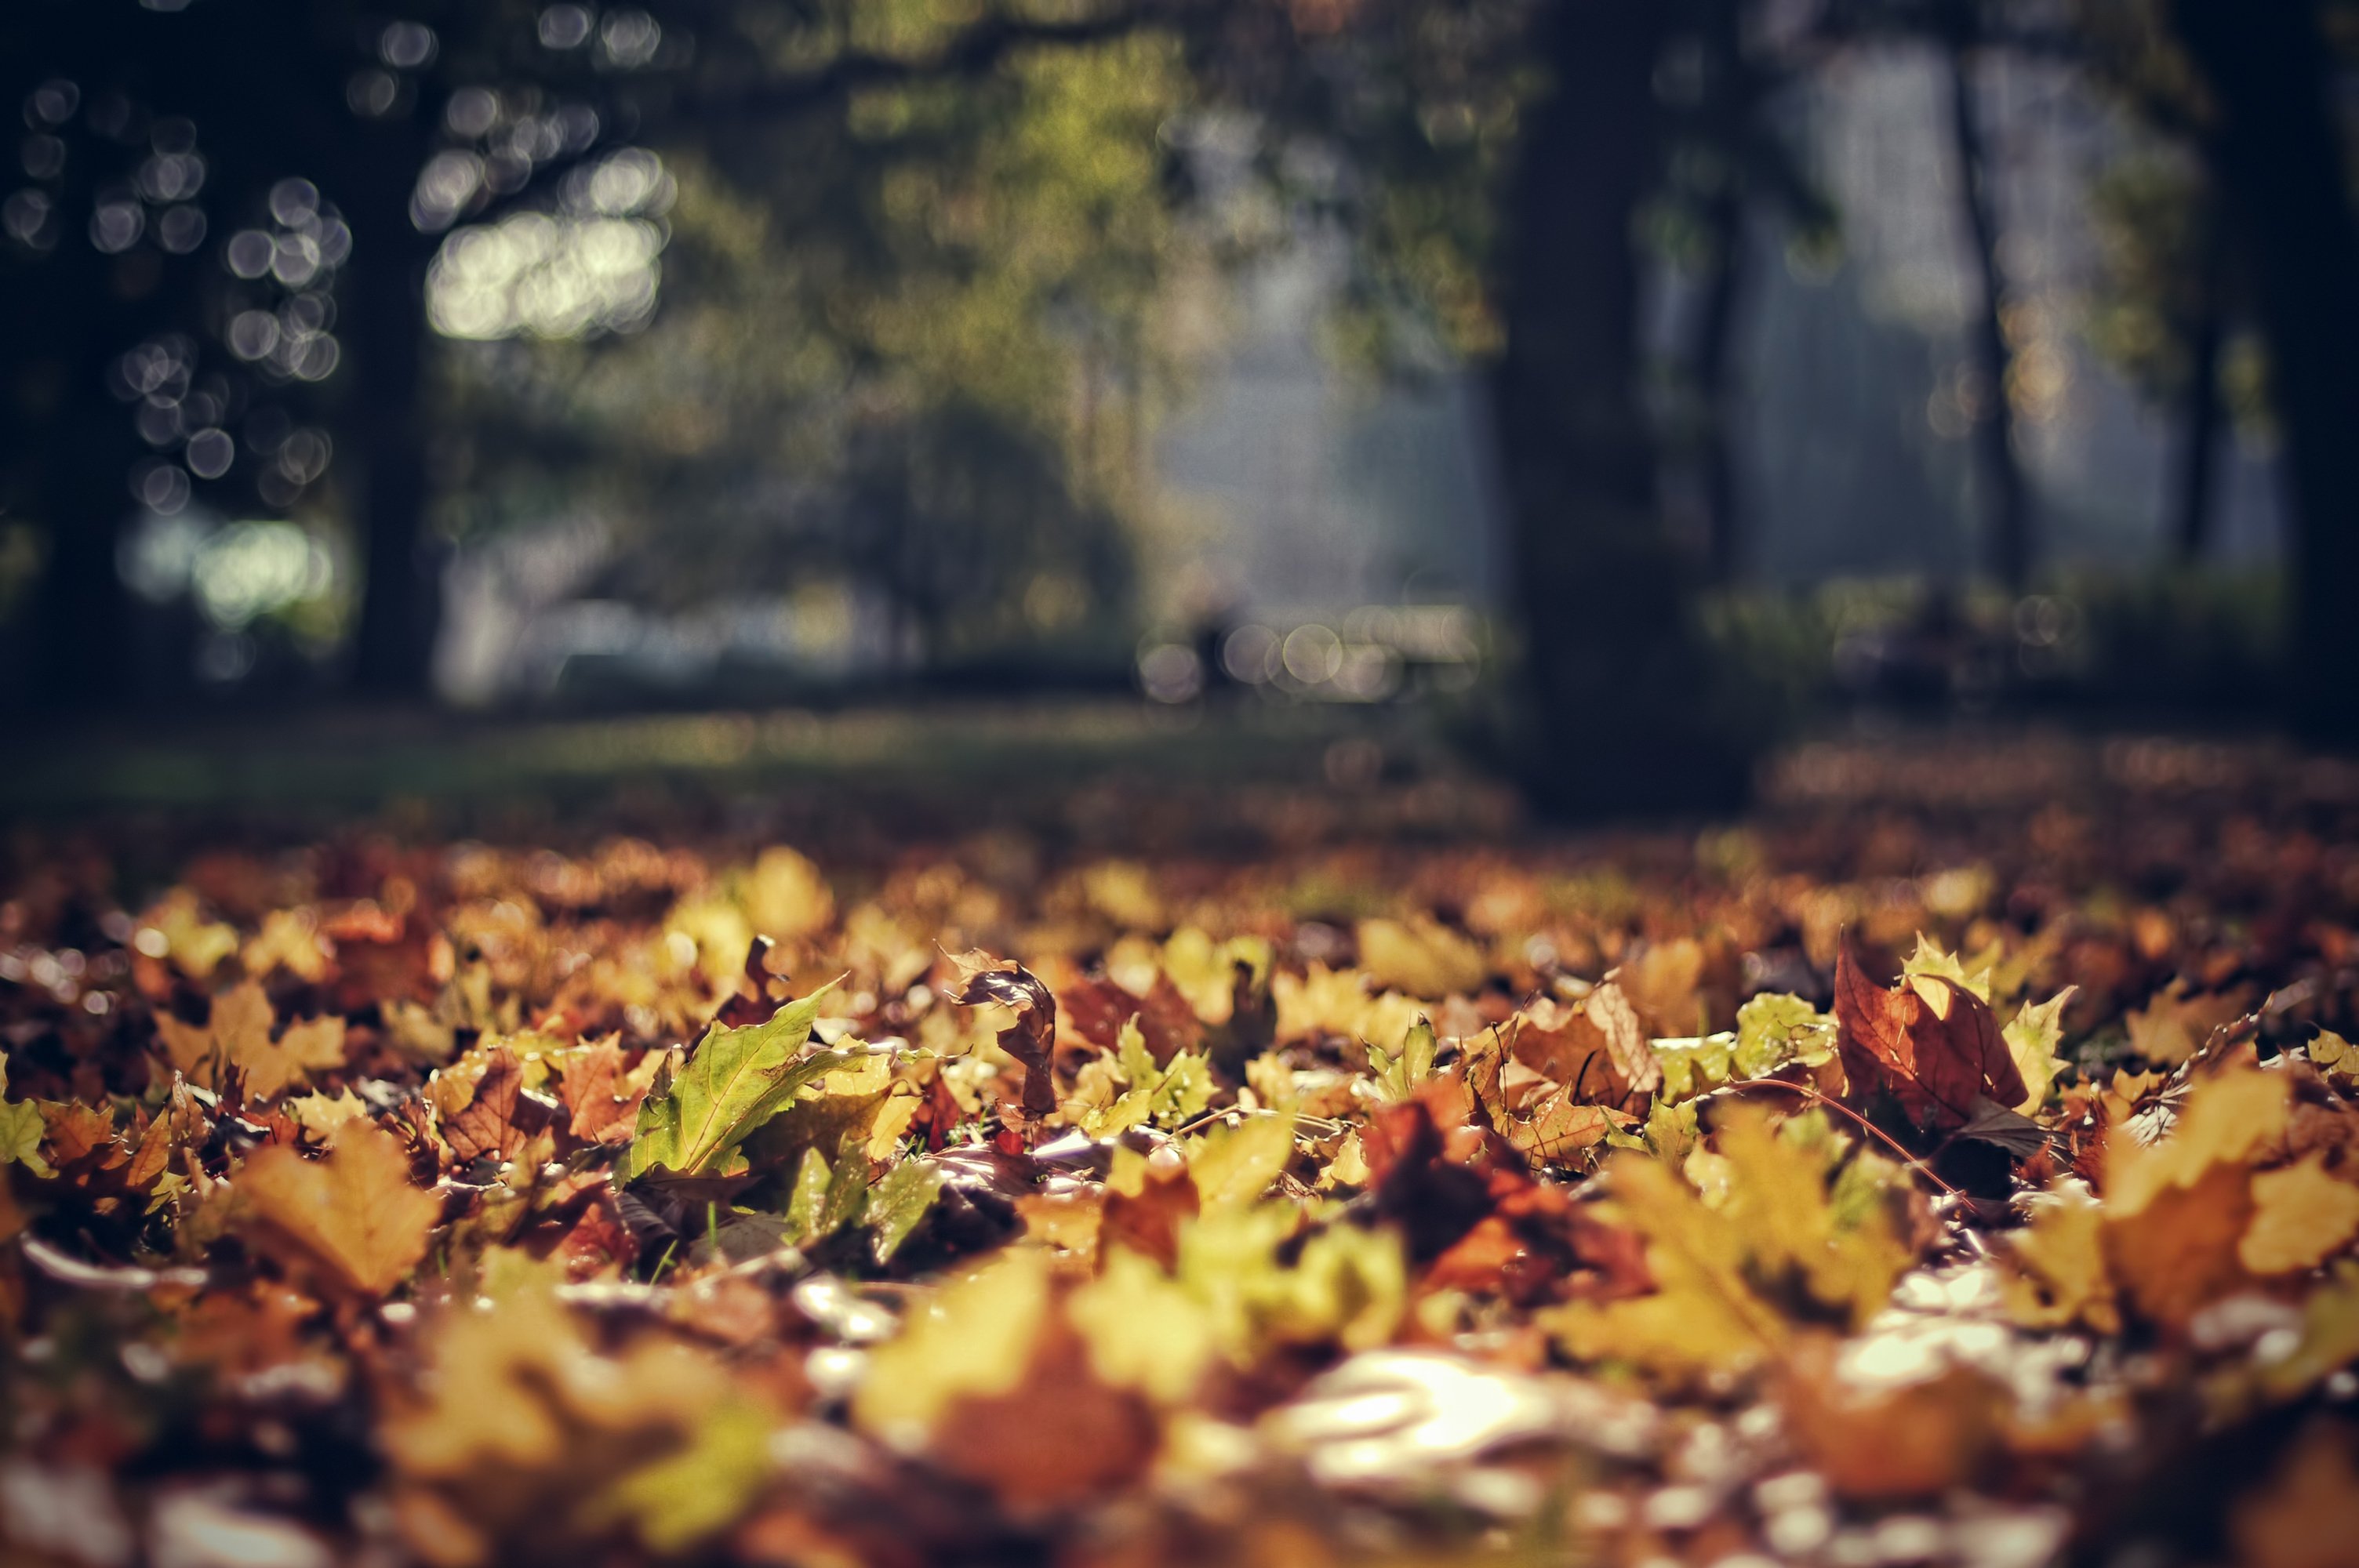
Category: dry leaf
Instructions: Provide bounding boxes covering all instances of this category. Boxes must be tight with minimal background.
[238,1121,441,1296]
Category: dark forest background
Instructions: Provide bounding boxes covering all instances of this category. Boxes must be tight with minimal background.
[5,0,2356,816]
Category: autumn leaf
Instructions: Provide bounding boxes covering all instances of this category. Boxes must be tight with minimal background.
[947,950,1060,1122]
[1547,1107,1914,1380]
[238,1120,441,1296]
[154,980,347,1101]
[620,979,852,1181]
[0,1050,53,1178]
[2003,986,2077,1113]
[440,1045,536,1164]
[1834,935,2026,1131]
[2125,978,2249,1065]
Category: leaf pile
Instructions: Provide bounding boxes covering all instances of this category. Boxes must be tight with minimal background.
[5,753,2359,1566]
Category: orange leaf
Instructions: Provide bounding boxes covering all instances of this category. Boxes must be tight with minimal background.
[239,1121,441,1297]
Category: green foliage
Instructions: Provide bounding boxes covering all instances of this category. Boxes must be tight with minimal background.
[1081,1016,1217,1138]
[0,1051,48,1177]
[622,983,853,1180]
[1365,1015,1439,1102]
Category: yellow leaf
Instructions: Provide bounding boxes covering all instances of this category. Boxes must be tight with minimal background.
[1189,1113,1296,1210]
[238,1121,440,1296]
[285,1088,371,1141]
[1549,1108,1911,1380]
[2243,1155,2359,1275]
[1999,1182,2119,1333]
[2125,979,2248,1065]
[2002,988,2077,1113]
[1273,964,1425,1054]
[2106,1066,2288,1218]
[155,981,347,1101]
[743,845,834,941]
[1354,916,1485,1000]
[1070,1245,1216,1403]
[854,1250,1049,1446]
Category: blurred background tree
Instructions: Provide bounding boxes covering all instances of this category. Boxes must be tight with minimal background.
[10,0,2359,811]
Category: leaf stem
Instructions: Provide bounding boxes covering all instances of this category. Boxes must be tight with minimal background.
[1713,1078,1962,1200]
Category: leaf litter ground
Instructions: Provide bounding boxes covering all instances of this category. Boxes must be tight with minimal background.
[5,731,2359,1567]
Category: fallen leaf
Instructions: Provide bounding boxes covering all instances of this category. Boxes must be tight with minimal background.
[621,982,850,1181]
[238,1120,441,1296]
[948,952,1060,1122]
[154,981,347,1101]
[2243,1154,2359,1276]
[1834,935,2026,1131]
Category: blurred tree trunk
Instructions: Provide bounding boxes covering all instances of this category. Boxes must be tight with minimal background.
[1694,183,1748,583]
[1494,0,1746,817]
[2171,0,2359,743]
[1943,29,2031,591]
[2171,214,2227,564]
[344,129,443,700]
[31,317,136,713]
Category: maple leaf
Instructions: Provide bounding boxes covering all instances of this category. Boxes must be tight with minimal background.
[2002,986,2077,1112]
[947,951,1060,1122]
[1999,1181,2120,1333]
[1062,970,1204,1062]
[2102,1065,2295,1326]
[1354,916,1487,999]
[238,1120,442,1296]
[2125,978,2249,1065]
[554,1036,649,1145]
[1547,1107,1914,1380]
[153,981,347,1101]
[2242,1153,2359,1276]
[620,979,852,1181]
[1078,1016,1215,1137]
[440,1045,541,1164]
[1505,982,1661,1109]
[1834,935,2026,1131]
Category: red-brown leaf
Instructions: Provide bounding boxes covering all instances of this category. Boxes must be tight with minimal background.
[1834,935,2026,1131]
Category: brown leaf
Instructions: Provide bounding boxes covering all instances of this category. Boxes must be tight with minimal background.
[1062,970,1203,1064]
[948,950,1059,1122]
[1099,1147,1198,1269]
[1834,935,2026,1131]
[1507,984,1660,1109]
[239,1120,441,1297]
[442,1046,529,1164]
[557,1036,644,1146]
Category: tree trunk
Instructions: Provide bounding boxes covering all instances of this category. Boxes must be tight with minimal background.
[344,132,443,700]
[2171,212,2227,564]
[1943,37,2031,591]
[1492,0,1746,818]
[2171,0,2359,743]
[1694,183,1748,583]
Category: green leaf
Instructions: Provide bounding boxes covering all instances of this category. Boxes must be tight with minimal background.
[1734,992,1837,1077]
[621,982,852,1181]
[0,1053,51,1178]
[1367,1015,1438,1102]
[868,1156,944,1263]
[785,1138,868,1245]
[1081,1016,1217,1137]
[0,1099,49,1178]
